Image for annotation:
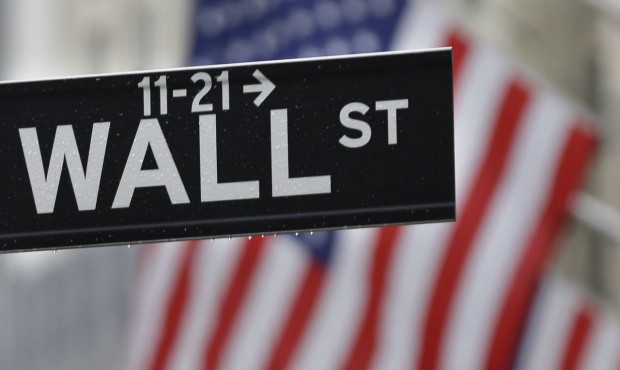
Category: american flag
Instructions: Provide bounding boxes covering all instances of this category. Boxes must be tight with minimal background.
[128,1,598,369]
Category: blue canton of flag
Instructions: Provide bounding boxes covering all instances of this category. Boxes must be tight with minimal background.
[190,0,407,65]
[294,231,336,265]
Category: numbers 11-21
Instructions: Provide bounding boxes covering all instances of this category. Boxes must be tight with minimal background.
[137,71,230,117]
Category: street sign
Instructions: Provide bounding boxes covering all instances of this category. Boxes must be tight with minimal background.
[0,49,454,252]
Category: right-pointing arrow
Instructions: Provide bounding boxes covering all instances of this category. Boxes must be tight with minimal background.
[243,69,276,107]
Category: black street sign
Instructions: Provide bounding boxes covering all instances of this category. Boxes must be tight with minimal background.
[0,49,454,253]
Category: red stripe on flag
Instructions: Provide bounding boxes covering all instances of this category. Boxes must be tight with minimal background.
[265,257,328,370]
[418,79,531,370]
[148,241,200,370]
[443,29,470,92]
[560,304,596,370]
[341,226,402,370]
[203,237,269,370]
[483,124,597,370]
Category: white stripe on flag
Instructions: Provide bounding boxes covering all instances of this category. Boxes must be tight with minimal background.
[452,46,512,205]
[290,228,377,370]
[516,278,581,370]
[369,224,446,370]
[392,1,450,50]
[128,242,186,370]
[579,308,620,370]
[219,237,308,370]
[167,238,244,370]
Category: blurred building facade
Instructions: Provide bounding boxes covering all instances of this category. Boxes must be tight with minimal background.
[0,0,619,369]
[0,0,192,80]
[0,1,191,369]
[0,247,135,370]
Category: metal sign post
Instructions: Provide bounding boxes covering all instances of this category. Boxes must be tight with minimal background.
[0,49,454,252]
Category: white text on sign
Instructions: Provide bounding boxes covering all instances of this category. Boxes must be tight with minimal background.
[18,69,410,214]
[18,109,334,214]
